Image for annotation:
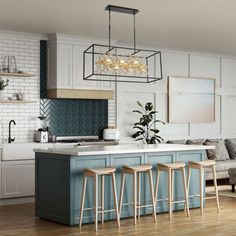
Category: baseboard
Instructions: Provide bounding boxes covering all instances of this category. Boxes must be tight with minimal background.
[206,185,231,193]
[0,196,35,206]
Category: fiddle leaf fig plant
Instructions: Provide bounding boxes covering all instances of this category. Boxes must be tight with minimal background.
[132,101,165,144]
[0,79,9,90]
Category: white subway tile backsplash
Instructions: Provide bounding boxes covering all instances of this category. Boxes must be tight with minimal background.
[0,32,40,143]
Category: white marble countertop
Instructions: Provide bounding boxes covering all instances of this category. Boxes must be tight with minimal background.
[34,143,214,156]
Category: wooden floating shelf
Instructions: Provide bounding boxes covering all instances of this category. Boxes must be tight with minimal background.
[0,72,35,77]
[0,100,35,104]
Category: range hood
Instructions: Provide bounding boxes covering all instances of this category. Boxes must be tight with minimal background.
[47,33,114,100]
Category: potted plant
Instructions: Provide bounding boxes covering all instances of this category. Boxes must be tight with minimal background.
[0,79,9,100]
[132,101,165,144]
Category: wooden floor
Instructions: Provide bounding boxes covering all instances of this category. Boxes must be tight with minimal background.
[0,196,236,236]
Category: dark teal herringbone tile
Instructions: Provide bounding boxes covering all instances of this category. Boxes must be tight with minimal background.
[40,99,108,137]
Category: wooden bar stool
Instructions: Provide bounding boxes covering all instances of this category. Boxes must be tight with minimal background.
[79,167,120,231]
[186,160,220,215]
[119,164,156,225]
[155,162,190,219]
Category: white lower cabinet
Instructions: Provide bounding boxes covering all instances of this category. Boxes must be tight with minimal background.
[1,160,35,199]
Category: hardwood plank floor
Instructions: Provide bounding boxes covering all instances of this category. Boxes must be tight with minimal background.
[0,196,236,236]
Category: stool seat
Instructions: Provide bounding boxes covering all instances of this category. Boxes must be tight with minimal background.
[84,167,116,176]
[188,160,215,167]
[122,164,153,172]
[158,162,185,169]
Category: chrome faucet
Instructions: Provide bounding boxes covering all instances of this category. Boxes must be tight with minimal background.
[8,120,16,143]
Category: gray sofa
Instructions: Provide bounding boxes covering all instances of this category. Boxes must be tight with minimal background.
[167,138,236,180]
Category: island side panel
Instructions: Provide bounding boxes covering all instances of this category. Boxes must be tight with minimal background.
[70,155,110,225]
[35,152,71,225]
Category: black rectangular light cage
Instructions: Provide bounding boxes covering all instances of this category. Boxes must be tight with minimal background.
[83,44,163,83]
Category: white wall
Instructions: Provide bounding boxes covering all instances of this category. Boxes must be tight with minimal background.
[0,31,44,143]
[115,50,236,143]
[1,30,236,143]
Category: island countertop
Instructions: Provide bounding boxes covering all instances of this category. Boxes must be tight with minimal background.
[34,143,214,156]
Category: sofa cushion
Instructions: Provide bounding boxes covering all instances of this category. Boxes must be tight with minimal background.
[225,138,236,160]
[215,160,236,172]
[186,139,205,145]
[228,167,236,176]
[166,140,186,144]
[204,139,230,161]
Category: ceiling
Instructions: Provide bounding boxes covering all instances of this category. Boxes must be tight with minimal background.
[0,0,236,55]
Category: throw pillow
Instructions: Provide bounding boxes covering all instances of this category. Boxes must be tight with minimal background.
[166,140,186,144]
[186,139,205,145]
[203,139,230,161]
[225,138,236,160]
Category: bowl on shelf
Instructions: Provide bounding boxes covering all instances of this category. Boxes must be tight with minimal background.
[8,96,18,101]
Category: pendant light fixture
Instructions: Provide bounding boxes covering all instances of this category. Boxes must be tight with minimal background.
[83,5,162,83]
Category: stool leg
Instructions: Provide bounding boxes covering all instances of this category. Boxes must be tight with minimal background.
[181,167,190,217]
[155,170,160,203]
[172,169,174,205]
[184,166,191,212]
[119,172,125,215]
[199,167,204,215]
[168,169,172,220]
[94,174,98,231]
[101,175,105,224]
[137,172,141,219]
[212,165,220,213]
[133,172,137,225]
[79,176,87,228]
[111,173,120,228]
[148,169,157,222]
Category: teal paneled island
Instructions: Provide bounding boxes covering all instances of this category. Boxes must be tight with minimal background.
[34,144,213,225]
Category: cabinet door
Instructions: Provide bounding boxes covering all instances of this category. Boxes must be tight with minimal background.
[72,45,100,89]
[1,161,35,198]
[57,44,73,89]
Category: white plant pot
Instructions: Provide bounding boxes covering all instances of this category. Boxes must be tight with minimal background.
[0,90,4,100]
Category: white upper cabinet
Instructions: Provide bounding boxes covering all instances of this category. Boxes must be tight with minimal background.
[47,34,113,91]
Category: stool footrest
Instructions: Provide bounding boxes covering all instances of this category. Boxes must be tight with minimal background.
[83,207,118,214]
[204,196,217,200]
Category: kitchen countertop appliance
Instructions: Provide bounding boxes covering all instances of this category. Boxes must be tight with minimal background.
[35,116,49,143]
[103,127,120,141]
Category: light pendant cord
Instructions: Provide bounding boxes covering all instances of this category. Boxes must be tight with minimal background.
[133,11,136,53]
[109,7,111,50]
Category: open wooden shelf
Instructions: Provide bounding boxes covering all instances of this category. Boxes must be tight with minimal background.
[0,100,35,104]
[0,72,35,77]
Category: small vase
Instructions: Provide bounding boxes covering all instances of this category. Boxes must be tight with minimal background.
[0,90,4,100]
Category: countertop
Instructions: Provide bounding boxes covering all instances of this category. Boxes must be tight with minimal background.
[34,143,214,156]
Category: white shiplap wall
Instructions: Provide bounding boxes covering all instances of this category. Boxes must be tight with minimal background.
[1,30,236,143]
[0,31,44,143]
[116,51,236,143]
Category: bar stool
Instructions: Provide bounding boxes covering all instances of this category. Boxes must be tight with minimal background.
[155,162,190,219]
[119,164,156,225]
[186,160,220,215]
[79,167,120,231]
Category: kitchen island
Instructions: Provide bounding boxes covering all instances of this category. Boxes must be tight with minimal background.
[34,143,213,225]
